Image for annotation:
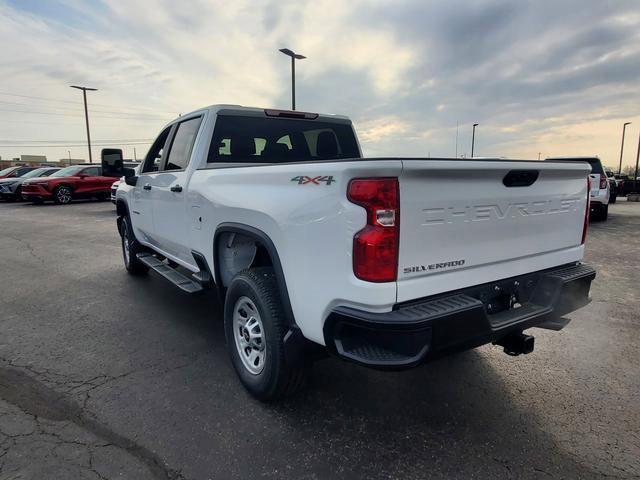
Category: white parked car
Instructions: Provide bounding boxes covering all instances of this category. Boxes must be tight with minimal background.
[113,105,596,400]
[111,162,141,204]
[547,157,610,221]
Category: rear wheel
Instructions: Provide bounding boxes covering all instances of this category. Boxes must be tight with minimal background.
[224,268,306,401]
[53,185,72,205]
[602,204,609,221]
[120,216,149,275]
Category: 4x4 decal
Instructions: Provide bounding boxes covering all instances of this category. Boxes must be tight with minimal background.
[291,175,335,185]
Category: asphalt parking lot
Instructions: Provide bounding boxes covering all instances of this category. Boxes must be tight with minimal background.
[0,199,639,480]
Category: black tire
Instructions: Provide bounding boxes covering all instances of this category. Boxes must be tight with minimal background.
[224,268,306,401]
[591,205,602,222]
[95,192,109,201]
[120,215,149,275]
[602,204,609,221]
[610,194,617,204]
[53,185,73,205]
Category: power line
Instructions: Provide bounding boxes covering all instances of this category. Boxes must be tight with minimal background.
[0,107,172,120]
[0,118,161,126]
[0,99,171,117]
[0,139,153,144]
[0,141,152,147]
[0,91,171,113]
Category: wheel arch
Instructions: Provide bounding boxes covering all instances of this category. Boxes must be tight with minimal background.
[116,198,129,217]
[115,199,129,234]
[54,182,74,190]
[214,223,296,328]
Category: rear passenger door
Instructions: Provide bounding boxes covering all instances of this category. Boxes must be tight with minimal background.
[151,115,203,266]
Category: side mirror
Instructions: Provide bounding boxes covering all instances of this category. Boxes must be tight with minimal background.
[124,168,138,186]
[101,148,124,177]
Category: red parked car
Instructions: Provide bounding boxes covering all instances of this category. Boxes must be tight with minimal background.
[0,166,39,179]
[21,164,114,204]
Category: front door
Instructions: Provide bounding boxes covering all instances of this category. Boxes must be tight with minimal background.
[131,127,171,244]
[75,166,102,195]
[151,115,203,267]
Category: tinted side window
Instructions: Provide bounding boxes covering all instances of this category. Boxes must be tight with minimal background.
[163,117,203,171]
[83,167,101,176]
[16,167,33,176]
[143,127,172,173]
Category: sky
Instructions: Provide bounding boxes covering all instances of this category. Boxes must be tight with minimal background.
[1,0,640,170]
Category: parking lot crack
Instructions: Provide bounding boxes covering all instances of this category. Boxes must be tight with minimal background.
[6,234,46,265]
[0,364,185,480]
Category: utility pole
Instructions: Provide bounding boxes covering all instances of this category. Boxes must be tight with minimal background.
[618,122,631,175]
[634,129,640,190]
[134,147,137,161]
[538,152,541,161]
[279,48,306,110]
[68,150,71,166]
[455,121,459,158]
[70,85,98,163]
[471,123,478,157]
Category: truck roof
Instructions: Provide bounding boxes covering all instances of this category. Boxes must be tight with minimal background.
[176,104,352,124]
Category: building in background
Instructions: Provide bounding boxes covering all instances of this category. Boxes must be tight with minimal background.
[58,158,86,166]
[0,154,87,169]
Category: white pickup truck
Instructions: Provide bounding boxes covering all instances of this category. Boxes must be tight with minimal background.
[110,105,596,401]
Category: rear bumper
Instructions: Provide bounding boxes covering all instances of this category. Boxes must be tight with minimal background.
[324,263,595,369]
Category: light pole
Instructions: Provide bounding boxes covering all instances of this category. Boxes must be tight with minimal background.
[68,150,71,166]
[618,122,631,175]
[70,85,98,163]
[279,48,305,110]
[471,123,479,158]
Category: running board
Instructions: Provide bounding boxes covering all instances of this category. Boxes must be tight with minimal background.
[136,253,204,294]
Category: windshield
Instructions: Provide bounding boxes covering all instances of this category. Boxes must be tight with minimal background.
[50,166,84,177]
[21,168,49,179]
[0,167,17,176]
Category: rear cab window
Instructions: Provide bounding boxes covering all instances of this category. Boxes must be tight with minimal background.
[207,113,360,164]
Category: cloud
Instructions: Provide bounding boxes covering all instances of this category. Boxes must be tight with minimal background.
[0,0,639,167]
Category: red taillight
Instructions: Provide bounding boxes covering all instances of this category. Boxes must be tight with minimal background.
[599,173,607,190]
[348,178,399,282]
[582,177,590,244]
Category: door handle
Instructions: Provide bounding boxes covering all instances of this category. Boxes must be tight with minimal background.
[143,183,152,190]
[170,184,183,192]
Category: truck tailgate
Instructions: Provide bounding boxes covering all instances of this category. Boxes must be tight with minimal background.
[396,159,590,303]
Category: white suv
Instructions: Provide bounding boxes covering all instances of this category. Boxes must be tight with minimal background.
[547,157,610,221]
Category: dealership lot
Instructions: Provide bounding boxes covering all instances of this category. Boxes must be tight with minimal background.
[0,200,638,479]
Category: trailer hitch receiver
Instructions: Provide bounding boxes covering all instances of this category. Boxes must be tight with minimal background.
[494,332,534,356]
